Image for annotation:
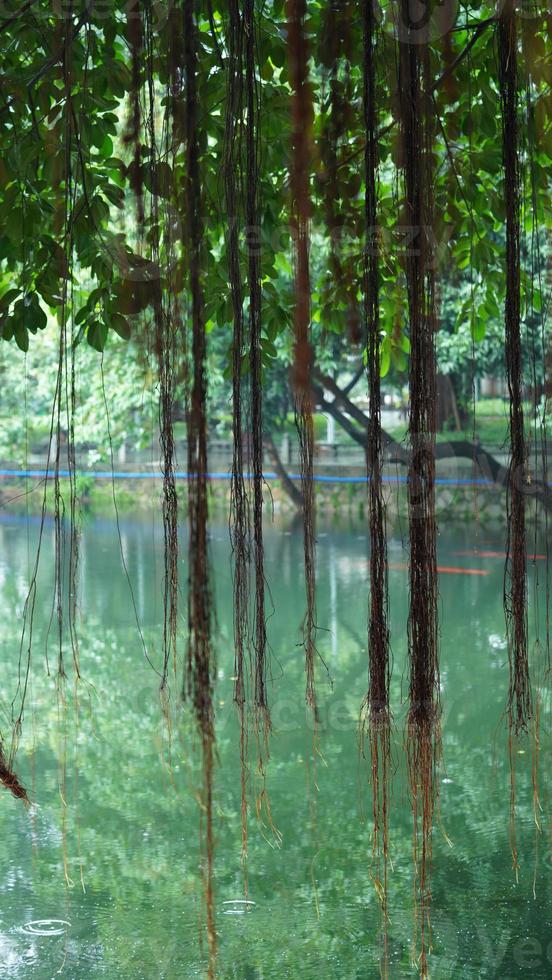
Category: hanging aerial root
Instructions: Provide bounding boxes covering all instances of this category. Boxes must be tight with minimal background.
[245,0,270,742]
[202,728,216,976]
[298,405,317,712]
[360,0,391,966]
[397,0,440,971]
[499,4,529,879]
[407,714,440,978]
[238,701,249,892]
[156,304,178,694]
[360,704,391,975]
[406,359,441,978]
[183,0,216,972]
[498,1,531,737]
[525,74,548,890]
[225,0,248,691]
[286,0,318,713]
[224,0,252,880]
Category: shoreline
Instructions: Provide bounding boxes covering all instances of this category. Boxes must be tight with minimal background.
[0,472,545,528]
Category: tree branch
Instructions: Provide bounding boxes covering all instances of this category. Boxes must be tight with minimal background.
[432,17,496,94]
[313,371,552,512]
[314,369,369,429]
[312,381,409,467]
[264,431,304,510]
[0,0,41,35]
[25,10,89,89]
[342,364,365,397]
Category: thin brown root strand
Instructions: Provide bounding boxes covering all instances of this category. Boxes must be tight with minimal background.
[287,0,318,715]
[245,0,271,741]
[203,732,216,980]
[254,781,282,849]
[253,718,280,847]
[508,729,520,879]
[532,695,542,898]
[366,711,391,980]
[238,701,249,895]
[407,716,441,979]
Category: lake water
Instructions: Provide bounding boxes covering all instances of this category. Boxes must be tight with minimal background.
[0,508,550,978]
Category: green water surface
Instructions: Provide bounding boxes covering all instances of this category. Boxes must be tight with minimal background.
[0,510,550,978]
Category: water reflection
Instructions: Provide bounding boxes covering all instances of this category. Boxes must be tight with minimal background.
[0,512,549,977]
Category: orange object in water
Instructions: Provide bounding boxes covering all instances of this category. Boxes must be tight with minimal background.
[388,562,490,577]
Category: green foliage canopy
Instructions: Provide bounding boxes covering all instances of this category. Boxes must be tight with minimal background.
[0,1,550,378]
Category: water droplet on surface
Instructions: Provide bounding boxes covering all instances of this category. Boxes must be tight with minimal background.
[18,919,70,937]
[221,900,256,916]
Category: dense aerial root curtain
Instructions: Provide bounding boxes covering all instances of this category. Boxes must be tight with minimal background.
[361,0,390,970]
[286,0,317,712]
[183,0,216,973]
[224,0,251,878]
[498,2,531,739]
[398,5,440,974]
